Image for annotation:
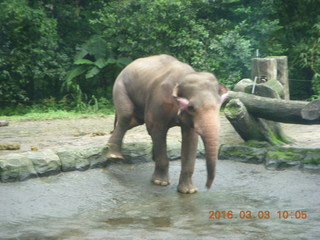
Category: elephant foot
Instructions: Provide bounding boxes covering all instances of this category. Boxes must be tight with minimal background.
[106,151,124,161]
[106,143,124,161]
[151,172,170,186]
[177,183,198,194]
[152,179,170,186]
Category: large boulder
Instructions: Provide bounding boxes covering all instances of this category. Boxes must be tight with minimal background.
[56,146,108,171]
[26,150,61,176]
[0,154,37,182]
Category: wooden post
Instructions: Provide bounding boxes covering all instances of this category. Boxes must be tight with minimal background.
[252,58,277,83]
[252,56,290,100]
[274,56,290,100]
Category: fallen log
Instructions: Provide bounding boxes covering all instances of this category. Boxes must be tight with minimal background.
[301,99,320,121]
[227,91,320,124]
[224,99,289,144]
[226,80,293,144]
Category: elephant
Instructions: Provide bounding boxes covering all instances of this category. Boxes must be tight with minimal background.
[107,54,228,194]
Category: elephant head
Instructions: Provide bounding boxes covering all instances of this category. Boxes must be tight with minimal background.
[173,72,228,189]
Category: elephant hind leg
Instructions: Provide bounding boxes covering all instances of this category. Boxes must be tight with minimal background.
[107,91,141,160]
[107,114,139,160]
[107,118,127,160]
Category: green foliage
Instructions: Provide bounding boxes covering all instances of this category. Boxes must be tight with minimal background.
[273,0,320,99]
[95,0,211,67]
[0,0,319,112]
[311,73,320,100]
[63,36,132,106]
[92,0,283,87]
[0,0,68,104]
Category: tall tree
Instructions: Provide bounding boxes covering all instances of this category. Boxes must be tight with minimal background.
[274,0,320,99]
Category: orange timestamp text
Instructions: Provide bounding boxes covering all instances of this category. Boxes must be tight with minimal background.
[208,210,308,220]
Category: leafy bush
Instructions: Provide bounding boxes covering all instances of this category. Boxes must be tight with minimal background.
[0,0,68,104]
[1,0,319,112]
[63,36,132,106]
[90,0,282,88]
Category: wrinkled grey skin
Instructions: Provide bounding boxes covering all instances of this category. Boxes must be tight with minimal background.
[107,55,228,194]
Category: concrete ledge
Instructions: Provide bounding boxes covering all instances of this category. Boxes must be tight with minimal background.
[1,140,319,182]
[219,142,320,172]
[0,140,185,183]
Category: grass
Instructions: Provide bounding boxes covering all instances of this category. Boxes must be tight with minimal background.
[0,98,115,120]
[0,110,111,120]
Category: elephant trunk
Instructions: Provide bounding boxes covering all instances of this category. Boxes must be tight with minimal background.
[196,111,220,189]
[202,133,219,188]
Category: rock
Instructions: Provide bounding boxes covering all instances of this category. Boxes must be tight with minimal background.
[84,146,108,168]
[57,146,109,171]
[0,154,37,182]
[167,139,182,160]
[263,79,285,99]
[57,147,90,171]
[31,145,39,151]
[233,78,253,92]
[219,144,320,171]
[219,144,267,164]
[303,163,320,173]
[0,144,20,150]
[303,149,320,164]
[244,82,281,99]
[26,149,61,177]
[56,148,79,171]
[265,149,302,170]
[0,120,9,127]
[265,147,320,170]
[122,142,153,163]
[244,140,272,148]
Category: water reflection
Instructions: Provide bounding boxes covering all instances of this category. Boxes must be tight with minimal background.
[0,160,319,239]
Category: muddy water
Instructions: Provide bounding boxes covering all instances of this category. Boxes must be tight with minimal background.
[0,160,319,240]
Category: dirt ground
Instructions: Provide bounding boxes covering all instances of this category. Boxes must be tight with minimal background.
[1,114,319,157]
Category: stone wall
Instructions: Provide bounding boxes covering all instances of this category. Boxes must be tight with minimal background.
[1,140,319,182]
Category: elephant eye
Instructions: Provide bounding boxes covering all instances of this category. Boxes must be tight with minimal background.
[187,105,196,113]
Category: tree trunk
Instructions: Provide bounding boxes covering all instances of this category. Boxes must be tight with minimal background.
[252,58,277,83]
[227,91,320,124]
[225,99,293,144]
[224,99,267,141]
[252,56,290,100]
[301,99,320,121]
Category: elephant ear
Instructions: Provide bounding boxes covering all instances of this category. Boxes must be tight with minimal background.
[172,84,189,111]
[218,83,229,103]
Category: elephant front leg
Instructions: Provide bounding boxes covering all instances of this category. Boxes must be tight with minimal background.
[178,126,199,194]
[149,127,170,186]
